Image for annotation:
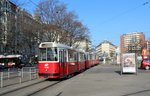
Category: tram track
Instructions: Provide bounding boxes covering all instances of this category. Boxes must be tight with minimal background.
[27,81,62,96]
[0,80,46,96]
[0,79,62,96]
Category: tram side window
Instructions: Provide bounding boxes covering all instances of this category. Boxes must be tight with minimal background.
[74,52,77,61]
[92,55,95,60]
[68,50,75,62]
[80,53,85,61]
[90,54,92,60]
[64,50,67,62]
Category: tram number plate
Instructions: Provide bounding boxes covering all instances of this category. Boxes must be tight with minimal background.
[44,64,49,69]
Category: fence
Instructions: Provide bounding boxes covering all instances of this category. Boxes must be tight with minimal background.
[0,67,38,88]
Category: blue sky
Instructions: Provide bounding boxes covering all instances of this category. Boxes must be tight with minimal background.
[15,0,150,47]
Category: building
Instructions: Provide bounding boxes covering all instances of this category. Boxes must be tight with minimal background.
[73,39,92,51]
[120,32,145,54]
[144,40,150,55]
[96,40,117,59]
[0,0,41,58]
[0,0,18,53]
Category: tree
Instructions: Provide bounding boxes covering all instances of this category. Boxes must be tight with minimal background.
[35,0,90,46]
[17,10,41,55]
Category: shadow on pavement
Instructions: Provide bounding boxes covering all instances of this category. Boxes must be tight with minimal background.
[122,89,150,96]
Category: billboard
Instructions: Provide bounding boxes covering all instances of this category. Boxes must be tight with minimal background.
[121,53,137,74]
[141,49,149,59]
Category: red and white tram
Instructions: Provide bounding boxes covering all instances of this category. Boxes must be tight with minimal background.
[0,55,24,68]
[38,42,99,78]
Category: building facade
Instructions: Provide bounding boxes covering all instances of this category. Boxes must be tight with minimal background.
[145,40,150,54]
[0,0,41,59]
[0,0,17,53]
[73,39,92,52]
[96,40,117,59]
[120,32,145,54]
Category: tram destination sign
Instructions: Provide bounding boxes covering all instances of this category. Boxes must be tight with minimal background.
[121,53,137,74]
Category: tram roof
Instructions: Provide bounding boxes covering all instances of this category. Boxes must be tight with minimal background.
[75,49,86,53]
[85,51,98,55]
[0,55,22,58]
[39,42,72,49]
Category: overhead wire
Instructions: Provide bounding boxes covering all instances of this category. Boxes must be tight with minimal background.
[99,1,150,26]
[28,0,38,7]
[19,0,150,25]
[27,0,48,14]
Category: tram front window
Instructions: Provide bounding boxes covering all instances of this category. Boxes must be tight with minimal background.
[39,48,47,61]
[39,48,58,61]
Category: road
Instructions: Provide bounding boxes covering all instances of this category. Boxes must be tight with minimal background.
[0,63,150,96]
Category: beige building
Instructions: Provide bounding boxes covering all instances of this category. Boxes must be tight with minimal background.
[96,40,117,59]
[73,39,92,51]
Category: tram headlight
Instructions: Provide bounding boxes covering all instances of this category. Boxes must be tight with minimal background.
[1,63,4,66]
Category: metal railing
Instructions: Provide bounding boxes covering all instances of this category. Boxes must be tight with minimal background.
[0,67,38,88]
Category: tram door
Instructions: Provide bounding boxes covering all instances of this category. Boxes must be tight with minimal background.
[76,52,79,72]
[59,49,67,76]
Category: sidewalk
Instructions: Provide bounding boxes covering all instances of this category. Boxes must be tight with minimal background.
[57,63,150,96]
[1,63,150,96]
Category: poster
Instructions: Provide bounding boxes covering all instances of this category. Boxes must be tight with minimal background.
[121,53,137,74]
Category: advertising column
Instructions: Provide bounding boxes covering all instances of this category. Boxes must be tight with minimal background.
[121,53,137,75]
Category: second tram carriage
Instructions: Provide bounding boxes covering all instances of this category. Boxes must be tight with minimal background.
[38,42,99,78]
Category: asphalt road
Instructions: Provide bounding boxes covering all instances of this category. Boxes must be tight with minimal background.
[0,63,150,96]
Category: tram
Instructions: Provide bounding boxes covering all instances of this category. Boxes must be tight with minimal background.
[38,42,99,78]
[0,55,24,68]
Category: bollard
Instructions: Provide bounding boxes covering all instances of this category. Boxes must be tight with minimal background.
[30,68,32,80]
[34,69,37,78]
[1,72,3,88]
[21,68,23,78]
[17,68,20,77]
[17,69,22,84]
[36,69,38,78]
[19,71,22,84]
[7,68,10,80]
[34,68,36,79]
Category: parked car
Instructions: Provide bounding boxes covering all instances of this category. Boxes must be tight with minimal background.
[141,59,150,70]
